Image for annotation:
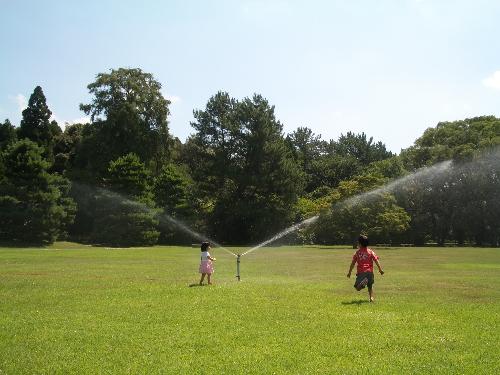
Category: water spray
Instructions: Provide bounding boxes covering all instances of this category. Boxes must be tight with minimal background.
[228,160,458,280]
[241,216,319,257]
[72,182,238,258]
[159,214,237,258]
[70,150,500,282]
[234,215,319,280]
[337,160,453,209]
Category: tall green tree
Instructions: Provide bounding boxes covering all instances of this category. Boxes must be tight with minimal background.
[304,132,393,192]
[187,91,240,198]
[49,120,62,138]
[17,86,54,159]
[153,164,192,215]
[186,92,304,243]
[332,132,393,165]
[79,68,172,173]
[310,153,361,190]
[459,150,500,246]
[394,167,452,246]
[395,149,500,247]
[52,123,85,175]
[364,156,406,179]
[396,116,500,246]
[230,95,304,242]
[286,127,326,193]
[0,139,75,244]
[0,119,17,151]
[153,163,196,243]
[91,153,159,246]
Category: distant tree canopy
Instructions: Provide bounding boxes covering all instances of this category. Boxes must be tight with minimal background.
[0,140,75,244]
[285,130,394,194]
[286,127,326,193]
[400,116,500,169]
[311,174,410,245]
[77,68,172,176]
[307,116,500,247]
[185,92,304,243]
[2,71,500,247]
[0,119,17,151]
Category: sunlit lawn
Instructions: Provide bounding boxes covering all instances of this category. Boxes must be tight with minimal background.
[0,242,499,374]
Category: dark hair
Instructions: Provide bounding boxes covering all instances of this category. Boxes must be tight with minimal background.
[358,235,369,247]
[201,241,210,251]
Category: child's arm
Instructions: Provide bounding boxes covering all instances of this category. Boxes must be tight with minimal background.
[374,259,384,275]
[346,260,356,278]
[208,255,216,261]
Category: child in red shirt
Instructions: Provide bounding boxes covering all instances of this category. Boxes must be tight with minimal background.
[347,235,384,302]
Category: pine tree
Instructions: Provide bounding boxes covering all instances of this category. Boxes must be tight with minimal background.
[0,139,76,244]
[18,86,54,160]
[187,92,304,243]
[0,119,17,151]
[91,153,160,246]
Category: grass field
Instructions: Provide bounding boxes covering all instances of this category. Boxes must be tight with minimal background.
[0,243,499,374]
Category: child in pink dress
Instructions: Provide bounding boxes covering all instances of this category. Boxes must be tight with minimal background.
[199,241,216,285]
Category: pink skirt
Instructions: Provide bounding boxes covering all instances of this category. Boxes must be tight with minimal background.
[199,260,214,274]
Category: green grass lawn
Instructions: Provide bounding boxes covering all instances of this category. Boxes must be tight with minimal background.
[0,243,499,374]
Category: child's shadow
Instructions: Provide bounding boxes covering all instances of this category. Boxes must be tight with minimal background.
[188,283,205,287]
[341,300,369,305]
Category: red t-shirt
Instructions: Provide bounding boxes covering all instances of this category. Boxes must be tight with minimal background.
[352,247,379,273]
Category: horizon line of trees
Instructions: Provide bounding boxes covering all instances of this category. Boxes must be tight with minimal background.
[1,67,499,247]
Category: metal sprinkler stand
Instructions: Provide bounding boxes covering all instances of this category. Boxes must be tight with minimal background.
[236,254,241,281]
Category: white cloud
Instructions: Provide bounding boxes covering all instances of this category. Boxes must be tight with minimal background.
[160,87,181,105]
[65,117,91,126]
[482,71,500,90]
[50,112,90,129]
[166,95,181,104]
[49,113,62,126]
[10,94,27,112]
[15,94,27,111]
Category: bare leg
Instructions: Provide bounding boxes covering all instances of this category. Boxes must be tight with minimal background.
[207,273,212,285]
[199,273,206,285]
[368,286,374,302]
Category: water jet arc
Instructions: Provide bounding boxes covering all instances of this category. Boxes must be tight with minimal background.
[235,215,319,280]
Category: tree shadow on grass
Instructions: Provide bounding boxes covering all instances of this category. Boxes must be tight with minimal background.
[341,300,369,305]
[0,241,47,249]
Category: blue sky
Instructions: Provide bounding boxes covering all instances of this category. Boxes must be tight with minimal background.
[1,0,499,152]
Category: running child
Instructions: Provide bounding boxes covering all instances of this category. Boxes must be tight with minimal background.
[199,241,216,285]
[347,235,384,302]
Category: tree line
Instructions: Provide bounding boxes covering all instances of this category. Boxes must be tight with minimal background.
[1,68,499,246]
